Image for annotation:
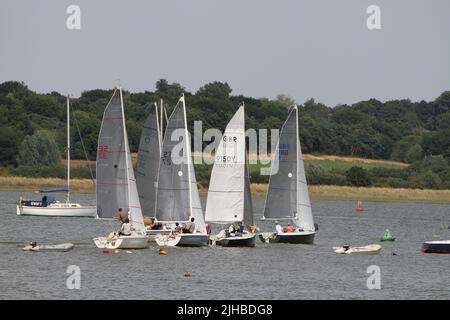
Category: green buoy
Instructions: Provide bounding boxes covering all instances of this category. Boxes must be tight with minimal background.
[381,229,396,242]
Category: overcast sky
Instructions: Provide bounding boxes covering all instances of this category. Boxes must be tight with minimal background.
[1,0,449,106]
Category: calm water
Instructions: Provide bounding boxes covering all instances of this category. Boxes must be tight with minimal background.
[1,191,449,300]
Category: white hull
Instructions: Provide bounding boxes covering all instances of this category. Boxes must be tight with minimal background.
[146,228,172,242]
[94,233,149,249]
[23,243,74,252]
[17,204,96,217]
[333,244,382,255]
[155,233,209,247]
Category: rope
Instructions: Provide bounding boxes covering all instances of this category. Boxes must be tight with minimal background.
[70,104,95,184]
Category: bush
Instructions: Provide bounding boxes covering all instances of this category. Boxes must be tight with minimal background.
[346,166,371,187]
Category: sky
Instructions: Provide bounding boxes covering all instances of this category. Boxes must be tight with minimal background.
[1,0,449,106]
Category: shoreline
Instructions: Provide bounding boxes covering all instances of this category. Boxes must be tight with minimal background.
[1,176,450,205]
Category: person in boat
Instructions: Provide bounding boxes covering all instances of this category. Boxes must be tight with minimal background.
[226,224,236,237]
[114,208,128,223]
[275,221,283,235]
[174,222,182,234]
[150,221,163,230]
[119,218,132,236]
[30,241,37,248]
[183,217,196,234]
[41,196,48,207]
[285,223,295,233]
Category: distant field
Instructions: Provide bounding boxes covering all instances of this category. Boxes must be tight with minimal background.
[67,153,408,171]
[4,176,450,204]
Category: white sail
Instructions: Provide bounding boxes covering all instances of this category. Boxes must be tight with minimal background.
[295,106,315,231]
[205,105,247,224]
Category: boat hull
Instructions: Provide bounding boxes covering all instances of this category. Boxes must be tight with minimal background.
[215,233,256,247]
[94,234,149,249]
[23,243,74,252]
[421,241,450,254]
[258,231,315,244]
[155,233,209,247]
[146,229,172,242]
[17,205,96,217]
[333,244,381,255]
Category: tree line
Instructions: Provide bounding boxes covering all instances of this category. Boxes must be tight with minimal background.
[1,80,450,189]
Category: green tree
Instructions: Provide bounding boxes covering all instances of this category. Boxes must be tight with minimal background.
[18,130,61,166]
[197,82,232,99]
[404,144,423,163]
[346,166,371,187]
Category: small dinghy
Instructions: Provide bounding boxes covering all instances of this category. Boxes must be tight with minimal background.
[259,106,317,244]
[204,104,257,248]
[421,240,450,254]
[93,87,148,249]
[333,244,381,255]
[23,242,74,252]
[380,229,395,242]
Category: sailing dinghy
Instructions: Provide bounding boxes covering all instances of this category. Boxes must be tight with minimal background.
[153,96,208,247]
[17,97,96,217]
[205,104,257,247]
[93,87,148,249]
[259,106,316,244]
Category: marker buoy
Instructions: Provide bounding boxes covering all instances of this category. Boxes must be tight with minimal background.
[103,249,109,254]
[356,207,365,212]
[159,249,168,255]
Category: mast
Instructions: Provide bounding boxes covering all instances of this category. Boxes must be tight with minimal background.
[66,96,70,203]
[295,105,299,220]
[160,98,164,145]
[119,86,131,220]
[181,94,193,218]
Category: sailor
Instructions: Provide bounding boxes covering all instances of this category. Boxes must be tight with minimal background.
[285,223,295,233]
[227,224,236,237]
[174,222,182,233]
[119,218,132,236]
[275,221,283,234]
[183,217,196,234]
[115,208,128,223]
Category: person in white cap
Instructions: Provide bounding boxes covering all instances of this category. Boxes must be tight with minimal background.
[275,221,283,235]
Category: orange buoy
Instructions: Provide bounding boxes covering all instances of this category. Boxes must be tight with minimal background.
[159,249,168,255]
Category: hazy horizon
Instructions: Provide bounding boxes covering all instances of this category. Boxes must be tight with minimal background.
[1,0,449,107]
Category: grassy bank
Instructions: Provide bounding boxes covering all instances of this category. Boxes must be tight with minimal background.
[2,176,450,204]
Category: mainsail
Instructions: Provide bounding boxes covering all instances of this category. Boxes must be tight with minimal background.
[136,103,161,217]
[96,87,145,232]
[155,96,205,232]
[205,105,253,225]
[262,106,315,232]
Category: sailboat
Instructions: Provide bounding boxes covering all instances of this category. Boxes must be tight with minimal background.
[205,104,256,247]
[16,97,96,217]
[153,96,208,247]
[93,87,148,249]
[258,105,317,244]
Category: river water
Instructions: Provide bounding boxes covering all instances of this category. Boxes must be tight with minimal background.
[1,191,449,299]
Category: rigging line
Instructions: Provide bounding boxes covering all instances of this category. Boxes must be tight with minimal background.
[70,104,95,184]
